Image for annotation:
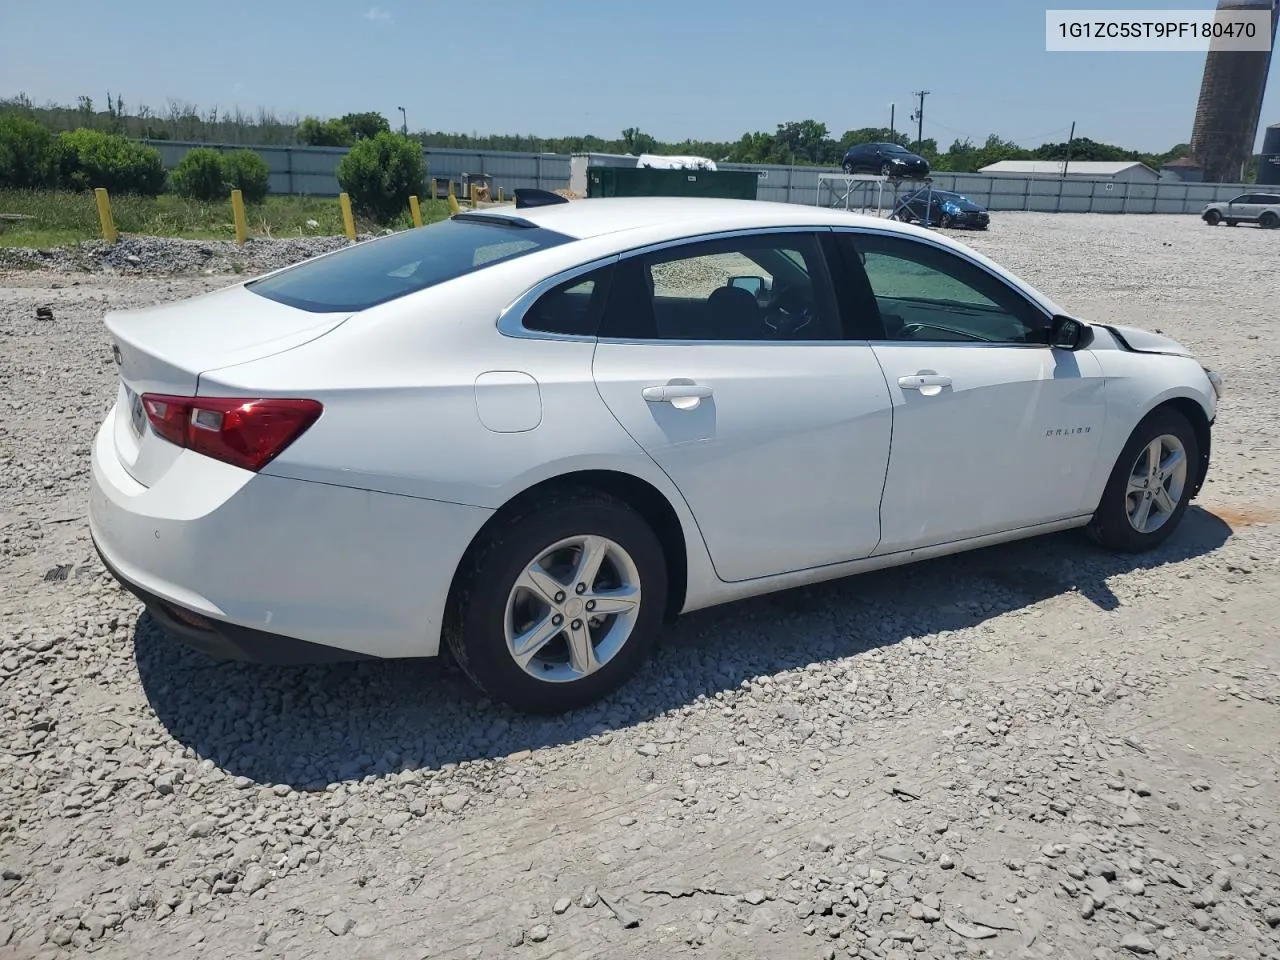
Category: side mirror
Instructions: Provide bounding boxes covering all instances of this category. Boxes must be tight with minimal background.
[728,275,766,298]
[1049,314,1094,350]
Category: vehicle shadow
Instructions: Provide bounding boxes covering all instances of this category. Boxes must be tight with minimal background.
[133,506,1233,789]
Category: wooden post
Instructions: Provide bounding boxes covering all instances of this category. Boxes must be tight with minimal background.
[230,189,248,245]
[339,192,357,240]
[409,195,423,228]
[94,188,117,244]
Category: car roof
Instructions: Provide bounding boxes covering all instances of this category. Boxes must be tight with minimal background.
[465,197,931,242]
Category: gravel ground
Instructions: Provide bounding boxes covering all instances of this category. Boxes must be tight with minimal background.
[1,212,1279,960]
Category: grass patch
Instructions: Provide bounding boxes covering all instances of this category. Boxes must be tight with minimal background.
[0,190,456,247]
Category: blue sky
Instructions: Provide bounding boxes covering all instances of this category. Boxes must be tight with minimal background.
[2,0,1277,152]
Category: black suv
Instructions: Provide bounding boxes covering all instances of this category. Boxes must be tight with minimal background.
[841,142,931,179]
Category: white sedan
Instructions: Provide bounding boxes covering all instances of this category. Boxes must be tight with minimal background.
[89,194,1223,713]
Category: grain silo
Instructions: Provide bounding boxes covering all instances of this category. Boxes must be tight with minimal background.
[1260,123,1280,185]
[1188,0,1278,183]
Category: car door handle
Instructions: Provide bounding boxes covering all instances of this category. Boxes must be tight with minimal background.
[642,384,713,403]
[898,374,952,390]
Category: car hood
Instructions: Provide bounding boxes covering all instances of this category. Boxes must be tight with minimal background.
[1100,323,1195,358]
[944,199,985,212]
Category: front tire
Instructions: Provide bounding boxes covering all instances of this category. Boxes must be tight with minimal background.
[445,491,668,713]
[842,162,854,174]
[1087,409,1199,553]
[1204,210,1222,226]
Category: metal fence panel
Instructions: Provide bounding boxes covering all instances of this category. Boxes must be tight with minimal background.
[140,140,1254,213]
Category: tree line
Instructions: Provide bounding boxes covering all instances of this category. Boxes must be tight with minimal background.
[2,92,1248,177]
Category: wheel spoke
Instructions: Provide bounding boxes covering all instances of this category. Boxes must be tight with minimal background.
[587,584,641,616]
[509,614,564,668]
[1144,439,1163,477]
[571,536,609,592]
[565,625,601,676]
[519,562,564,606]
[1126,473,1148,496]
[1154,487,1177,517]
[1132,494,1154,532]
[1158,447,1184,479]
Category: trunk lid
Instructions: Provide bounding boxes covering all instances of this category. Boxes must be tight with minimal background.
[104,283,351,487]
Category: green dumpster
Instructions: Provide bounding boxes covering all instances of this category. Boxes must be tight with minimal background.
[587,165,758,200]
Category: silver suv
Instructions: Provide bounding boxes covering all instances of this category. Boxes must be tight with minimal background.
[1201,192,1280,229]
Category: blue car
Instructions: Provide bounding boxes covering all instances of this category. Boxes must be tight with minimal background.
[893,188,990,230]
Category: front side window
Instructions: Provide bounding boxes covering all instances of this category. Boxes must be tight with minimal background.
[248,216,574,313]
[845,233,1049,344]
[600,233,842,342]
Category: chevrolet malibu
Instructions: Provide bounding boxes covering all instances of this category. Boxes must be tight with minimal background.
[89,194,1223,713]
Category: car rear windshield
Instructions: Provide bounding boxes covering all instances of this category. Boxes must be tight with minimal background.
[247,216,575,313]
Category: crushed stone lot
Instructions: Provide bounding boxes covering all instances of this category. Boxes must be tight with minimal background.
[1,212,1279,960]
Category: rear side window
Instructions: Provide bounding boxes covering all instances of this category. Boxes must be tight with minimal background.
[523,266,614,336]
[248,217,574,313]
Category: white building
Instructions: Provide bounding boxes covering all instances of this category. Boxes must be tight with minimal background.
[978,160,1161,183]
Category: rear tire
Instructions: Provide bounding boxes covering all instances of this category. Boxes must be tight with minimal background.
[1260,211,1279,229]
[445,491,668,714]
[1086,408,1199,553]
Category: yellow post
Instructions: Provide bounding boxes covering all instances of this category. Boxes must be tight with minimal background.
[94,188,117,244]
[339,192,357,241]
[447,182,461,216]
[431,180,438,201]
[409,195,423,228]
[498,187,504,203]
[230,189,248,246]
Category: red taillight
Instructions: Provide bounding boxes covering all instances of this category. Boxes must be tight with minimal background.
[140,394,323,472]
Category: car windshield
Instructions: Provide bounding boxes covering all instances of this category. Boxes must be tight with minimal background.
[880,143,910,153]
[247,216,575,313]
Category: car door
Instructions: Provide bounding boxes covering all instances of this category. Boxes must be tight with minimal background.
[591,229,894,583]
[830,229,1108,554]
[1227,194,1256,221]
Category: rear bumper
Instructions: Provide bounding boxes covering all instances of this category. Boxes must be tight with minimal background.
[94,536,371,663]
[89,406,493,661]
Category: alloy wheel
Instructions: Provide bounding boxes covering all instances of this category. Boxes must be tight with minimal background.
[503,535,642,683]
[1125,434,1188,534]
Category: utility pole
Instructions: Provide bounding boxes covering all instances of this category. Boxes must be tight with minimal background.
[911,90,930,151]
[1063,120,1076,177]
[889,103,895,140]
[398,106,408,136]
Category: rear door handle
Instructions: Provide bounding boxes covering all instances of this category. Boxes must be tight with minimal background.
[898,374,952,390]
[898,374,952,398]
[642,384,713,403]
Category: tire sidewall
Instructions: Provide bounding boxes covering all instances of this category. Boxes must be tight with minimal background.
[1091,409,1200,552]
[453,499,668,713]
